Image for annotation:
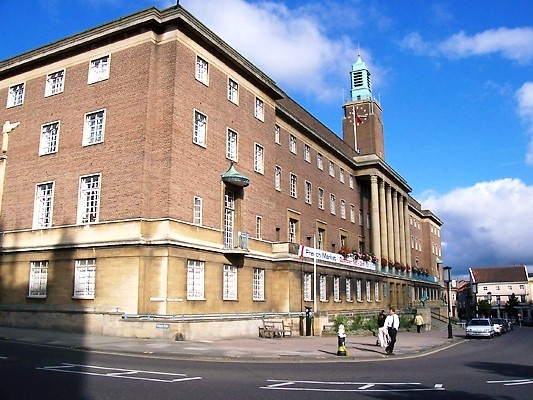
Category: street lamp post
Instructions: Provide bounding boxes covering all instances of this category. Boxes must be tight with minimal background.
[496,296,501,318]
[471,282,478,318]
[443,266,453,339]
[487,292,492,318]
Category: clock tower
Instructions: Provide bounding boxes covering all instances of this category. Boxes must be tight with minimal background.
[342,54,385,159]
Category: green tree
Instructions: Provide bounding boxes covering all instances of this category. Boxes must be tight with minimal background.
[504,293,520,320]
[477,299,491,318]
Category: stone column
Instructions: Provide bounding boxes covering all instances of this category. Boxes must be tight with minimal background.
[404,199,412,276]
[399,195,406,267]
[379,180,388,272]
[392,189,400,266]
[386,185,394,266]
[370,176,381,270]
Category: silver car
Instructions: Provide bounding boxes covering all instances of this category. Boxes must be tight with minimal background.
[466,318,495,339]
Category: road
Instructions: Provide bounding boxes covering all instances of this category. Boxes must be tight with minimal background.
[1,327,532,399]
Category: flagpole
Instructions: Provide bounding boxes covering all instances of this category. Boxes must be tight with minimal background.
[352,104,358,151]
[313,234,317,314]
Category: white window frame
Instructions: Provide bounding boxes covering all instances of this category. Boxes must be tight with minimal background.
[318,187,324,210]
[28,261,48,298]
[39,121,60,155]
[83,109,106,146]
[275,165,282,191]
[340,199,346,219]
[319,275,327,302]
[193,110,207,147]
[356,279,362,302]
[289,219,297,243]
[350,204,355,223]
[346,278,352,302]
[374,281,380,301]
[88,55,110,84]
[223,265,238,300]
[304,144,311,162]
[333,277,340,302]
[330,193,336,215]
[289,134,297,154]
[256,216,262,239]
[349,174,354,189]
[45,69,65,96]
[228,78,238,104]
[195,55,208,85]
[317,153,323,170]
[33,181,54,229]
[77,174,101,224]
[226,128,238,161]
[290,173,297,198]
[366,281,372,302]
[303,272,313,302]
[187,260,205,300]
[253,268,265,301]
[193,196,202,225]
[73,259,96,299]
[254,143,264,173]
[275,125,280,144]
[305,180,312,204]
[329,160,335,177]
[358,209,363,226]
[7,82,25,107]
[254,97,264,121]
[339,168,345,183]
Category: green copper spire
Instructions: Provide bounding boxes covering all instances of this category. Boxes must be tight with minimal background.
[350,54,372,101]
[221,162,250,187]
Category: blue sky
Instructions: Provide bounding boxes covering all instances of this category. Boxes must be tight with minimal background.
[1,0,532,279]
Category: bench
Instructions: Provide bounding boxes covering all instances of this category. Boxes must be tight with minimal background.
[259,319,292,338]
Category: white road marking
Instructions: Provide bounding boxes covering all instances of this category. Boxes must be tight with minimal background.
[262,380,445,392]
[37,363,202,383]
[487,379,533,386]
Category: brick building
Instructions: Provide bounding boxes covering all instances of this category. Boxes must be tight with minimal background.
[0,5,443,340]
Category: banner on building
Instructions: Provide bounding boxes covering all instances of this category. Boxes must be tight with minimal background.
[298,245,377,272]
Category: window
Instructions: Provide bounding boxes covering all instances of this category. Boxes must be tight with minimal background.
[253,268,265,301]
[304,144,310,162]
[318,188,324,209]
[223,265,238,300]
[193,110,207,146]
[366,281,371,301]
[374,281,380,301]
[356,279,362,302]
[303,273,312,301]
[495,285,500,290]
[358,209,363,226]
[507,285,512,291]
[290,173,297,198]
[83,109,106,146]
[383,282,387,298]
[520,285,525,290]
[349,174,354,189]
[78,174,101,224]
[329,161,335,177]
[7,82,25,107]
[187,260,205,300]
[274,125,280,144]
[305,181,312,204]
[254,143,264,173]
[226,129,238,161]
[73,259,96,299]
[195,55,208,85]
[330,193,336,215]
[317,153,323,170]
[289,134,297,154]
[275,166,281,191]
[28,261,48,298]
[333,277,340,302]
[339,168,345,183]
[340,199,346,219]
[317,228,325,250]
[319,275,327,301]
[346,278,352,302]
[228,78,238,103]
[366,213,371,229]
[256,216,262,239]
[289,218,298,243]
[193,196,202,225]
[88,55,110,84]
[33,182,54,229]
[45,70,65,96]
[39,121,59,155]
[350,204,355,223]
[254,97,264,121]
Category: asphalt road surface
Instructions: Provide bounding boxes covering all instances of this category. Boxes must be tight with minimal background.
[1,327,532,399]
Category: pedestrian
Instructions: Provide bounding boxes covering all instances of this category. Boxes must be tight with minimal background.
[377,310,387,347]
[384,307,400,355]
[414,313,424,333]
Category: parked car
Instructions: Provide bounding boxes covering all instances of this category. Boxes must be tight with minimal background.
[492,318,505,335]
[466,318,495,339]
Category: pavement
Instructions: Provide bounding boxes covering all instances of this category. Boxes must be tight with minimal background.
[0,325,466,363]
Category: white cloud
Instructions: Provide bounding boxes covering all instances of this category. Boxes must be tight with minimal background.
[401,27,533,64]
[179,0,366,101]
[516,82,533,165]
[420,179,533,277]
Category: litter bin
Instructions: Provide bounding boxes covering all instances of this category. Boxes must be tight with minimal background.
[305,306,313,336]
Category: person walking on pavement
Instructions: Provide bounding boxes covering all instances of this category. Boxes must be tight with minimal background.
[414,313,424,333]
[377,310,387,347]
[385,307,400,355]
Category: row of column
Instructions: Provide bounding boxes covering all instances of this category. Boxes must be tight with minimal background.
[370,175,411,272]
